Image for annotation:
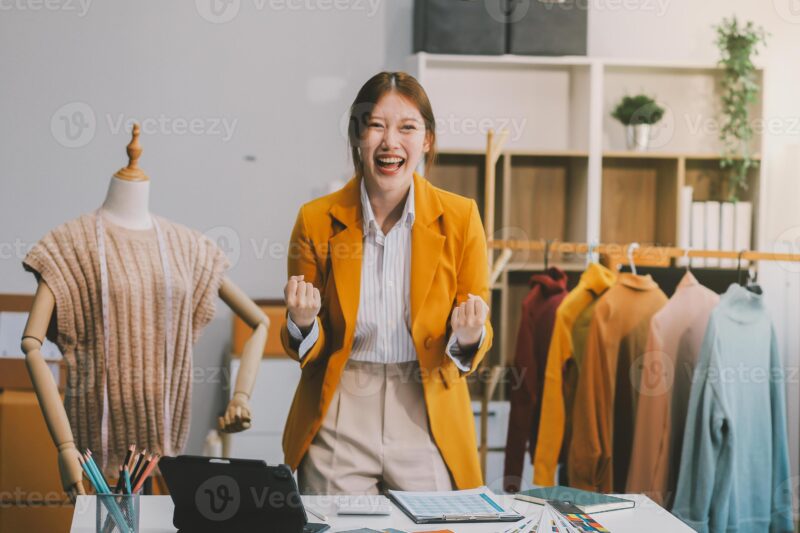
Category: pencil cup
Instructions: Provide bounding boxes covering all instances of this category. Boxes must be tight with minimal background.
[95,493,140,533]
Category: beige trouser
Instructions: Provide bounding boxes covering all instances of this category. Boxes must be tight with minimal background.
[297,359,454,495]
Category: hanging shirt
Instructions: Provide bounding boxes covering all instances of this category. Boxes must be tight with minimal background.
[503,267,568,492]
[672,284,793,533]
[625,271,719,507]
[533,262,616,486]
[568,273,667,493]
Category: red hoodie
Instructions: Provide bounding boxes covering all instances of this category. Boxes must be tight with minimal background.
[503,267,568,492]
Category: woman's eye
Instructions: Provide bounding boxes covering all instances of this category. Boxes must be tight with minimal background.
[369,122,384,128]
[402,125,417,131]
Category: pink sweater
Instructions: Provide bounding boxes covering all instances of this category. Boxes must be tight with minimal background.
[625,272,719,506]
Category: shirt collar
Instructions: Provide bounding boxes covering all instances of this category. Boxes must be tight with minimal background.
[581,262,617,297]
[721,282,765,323]
[676,270,699,290]
[360,178,416,234]
[618,272,659,291]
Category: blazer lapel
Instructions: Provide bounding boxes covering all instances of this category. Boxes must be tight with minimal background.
[410,174,445,333]
[328,179,363,337]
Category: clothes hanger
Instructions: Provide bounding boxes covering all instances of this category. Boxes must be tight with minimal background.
[626,242,640,276]
[735,250,762,293]
[747,262,762,295]
[736,250,745,286]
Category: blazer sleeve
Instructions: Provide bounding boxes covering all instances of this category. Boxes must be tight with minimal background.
[280,206,327,368]
[452,200,493,376]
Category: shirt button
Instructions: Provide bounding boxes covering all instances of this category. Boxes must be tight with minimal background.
[424,337,433,349]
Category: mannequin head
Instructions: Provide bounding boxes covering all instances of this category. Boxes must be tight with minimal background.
[347,72,436,194]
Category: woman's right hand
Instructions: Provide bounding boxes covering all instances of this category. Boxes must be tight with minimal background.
[284,275,321,333]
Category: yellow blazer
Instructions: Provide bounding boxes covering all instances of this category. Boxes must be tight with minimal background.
[280,173,493,489]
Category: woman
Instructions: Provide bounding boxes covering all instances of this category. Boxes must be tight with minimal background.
[281,71,492,495]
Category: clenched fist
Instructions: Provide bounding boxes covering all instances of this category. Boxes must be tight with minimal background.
[451,293,489,348]
[284,275,321,332]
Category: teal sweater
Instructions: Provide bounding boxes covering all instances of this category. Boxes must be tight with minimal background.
[672,284,793,532]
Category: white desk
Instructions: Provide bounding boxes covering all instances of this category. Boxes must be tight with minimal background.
[71,493,692,532]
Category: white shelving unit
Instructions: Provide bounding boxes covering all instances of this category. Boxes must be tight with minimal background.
[407,51,766,380]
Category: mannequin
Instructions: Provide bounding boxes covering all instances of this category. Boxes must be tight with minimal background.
[21,124,268,500]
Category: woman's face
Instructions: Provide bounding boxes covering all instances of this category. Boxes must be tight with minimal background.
[359,91,430,191]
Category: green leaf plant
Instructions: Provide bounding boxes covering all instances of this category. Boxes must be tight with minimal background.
[715,17,768,201]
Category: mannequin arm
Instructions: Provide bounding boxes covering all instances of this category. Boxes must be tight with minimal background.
[21,281,85,501]
[217,276,268,433]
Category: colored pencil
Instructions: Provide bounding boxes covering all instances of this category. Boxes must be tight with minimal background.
[123,467,132,495]
[130,450,146,484]
[84,450,111,494]
[131,454,151,489]
[132,454,160,494]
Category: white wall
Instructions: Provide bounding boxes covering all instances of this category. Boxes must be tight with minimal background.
[0,0,412,454]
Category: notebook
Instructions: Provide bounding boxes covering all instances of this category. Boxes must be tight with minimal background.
[514,486,634,514]
[387,486,523,524]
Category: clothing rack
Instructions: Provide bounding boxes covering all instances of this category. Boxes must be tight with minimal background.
[487,239,800,264]
[475,129,800,482]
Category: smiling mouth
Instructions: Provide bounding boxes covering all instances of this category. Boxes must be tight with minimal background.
[375,156,406,173]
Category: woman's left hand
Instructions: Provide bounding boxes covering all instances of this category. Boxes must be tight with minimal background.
[218,392,252,433]
[451,293,489,349]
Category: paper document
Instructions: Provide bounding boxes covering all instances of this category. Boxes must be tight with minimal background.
[387,486,522,523]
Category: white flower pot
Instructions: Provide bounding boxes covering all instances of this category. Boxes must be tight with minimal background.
[626,124,651,151]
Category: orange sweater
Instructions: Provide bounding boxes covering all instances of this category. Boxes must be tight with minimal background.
[567,273,667,493]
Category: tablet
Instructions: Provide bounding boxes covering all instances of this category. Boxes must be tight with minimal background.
[160,455,329,533]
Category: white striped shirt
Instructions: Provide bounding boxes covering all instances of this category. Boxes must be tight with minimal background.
[288,179,479,369]
[349,178,417,363]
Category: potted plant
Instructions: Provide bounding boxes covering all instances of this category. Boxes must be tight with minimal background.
[715,17,768,201]
[611,95,665,151]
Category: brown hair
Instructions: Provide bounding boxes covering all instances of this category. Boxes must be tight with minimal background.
[347,71,436,179]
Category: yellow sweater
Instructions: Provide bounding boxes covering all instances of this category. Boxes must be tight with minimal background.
[533,263,616,486]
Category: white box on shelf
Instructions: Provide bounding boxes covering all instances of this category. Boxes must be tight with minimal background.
[472,400,511,449]
[676,186,693,267]
[734,202,753,268]
[720,202,736,268]
[704,201,721,267]
[690,202,706,268]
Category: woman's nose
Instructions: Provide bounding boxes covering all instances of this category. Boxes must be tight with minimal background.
[381,127,399,148]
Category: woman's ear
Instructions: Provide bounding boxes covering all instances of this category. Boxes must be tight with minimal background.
[423,132,431,153]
